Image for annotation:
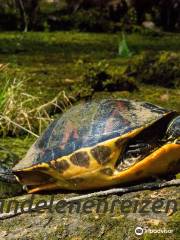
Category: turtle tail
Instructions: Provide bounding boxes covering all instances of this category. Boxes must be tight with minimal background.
[0,167,17,183]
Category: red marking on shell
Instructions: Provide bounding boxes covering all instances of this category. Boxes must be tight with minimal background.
[104,102,130,133]
[73,128,79,139]
[60,121,79,149]
[104,117,115,133]
[116,101,126,111]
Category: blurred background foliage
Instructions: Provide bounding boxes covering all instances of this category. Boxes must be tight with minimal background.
[0,0,179,32]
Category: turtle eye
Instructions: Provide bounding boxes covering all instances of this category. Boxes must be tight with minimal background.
[166,116,180,140]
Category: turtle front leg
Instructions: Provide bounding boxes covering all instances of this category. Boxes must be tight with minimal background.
[111,143,180,186]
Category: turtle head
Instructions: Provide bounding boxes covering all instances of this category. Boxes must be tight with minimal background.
[0,146,20,184]
[166,116,180,143]
[0,166,23,198]
[0,166,18,183]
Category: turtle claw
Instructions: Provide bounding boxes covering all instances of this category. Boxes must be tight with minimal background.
[128,143,149,149]
[127,149,146,154]
[127,142,152,154]
[23,185,28,191]
[119,142,152,170]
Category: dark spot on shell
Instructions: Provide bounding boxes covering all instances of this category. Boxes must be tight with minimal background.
[50,159,70,173]
[135,169,143,176]
[100,168,114,176]
[70,152,90,168]
[68,178,84,184]
[91,146,111,165]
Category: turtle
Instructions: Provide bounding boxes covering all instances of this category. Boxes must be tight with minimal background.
[0,99,180,194]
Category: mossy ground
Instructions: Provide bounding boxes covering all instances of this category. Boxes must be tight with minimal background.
[0,186,179,239]
[0,32,179,105]
[0,31,180,239]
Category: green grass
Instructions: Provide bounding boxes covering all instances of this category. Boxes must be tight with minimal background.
[0,31,179,104]
[0,72,10,111]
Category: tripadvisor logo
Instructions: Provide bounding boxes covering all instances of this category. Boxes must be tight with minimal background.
[0,195,178,217]
[135,226,174,236]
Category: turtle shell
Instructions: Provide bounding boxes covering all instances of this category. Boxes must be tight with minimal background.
[13,99,172,171]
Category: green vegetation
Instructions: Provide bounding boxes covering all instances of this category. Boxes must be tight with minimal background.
[0,69,73,137]
[0,31,179,103]
[127,51,180,88]
[0,1,179,32]
[0,30,179,158]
